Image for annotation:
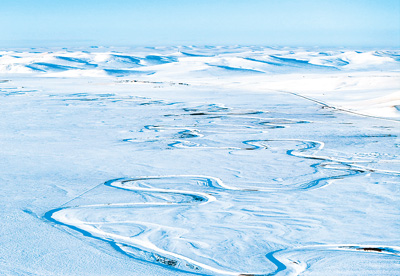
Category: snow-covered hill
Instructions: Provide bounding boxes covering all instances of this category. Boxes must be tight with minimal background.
[1,46,399,118]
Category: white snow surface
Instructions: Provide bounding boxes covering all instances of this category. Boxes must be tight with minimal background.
[0,46,399,276]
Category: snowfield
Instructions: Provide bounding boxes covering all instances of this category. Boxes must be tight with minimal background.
[0,46,399,275]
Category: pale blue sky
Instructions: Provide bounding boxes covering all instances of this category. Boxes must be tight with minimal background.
[0,0,399,47]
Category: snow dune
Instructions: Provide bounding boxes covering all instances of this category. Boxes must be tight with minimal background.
[1,47,398,75]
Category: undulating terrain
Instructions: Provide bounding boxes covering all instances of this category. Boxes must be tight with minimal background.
[1,46,399,275]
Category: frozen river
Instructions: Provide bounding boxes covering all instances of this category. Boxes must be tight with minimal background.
[0,46,399,275]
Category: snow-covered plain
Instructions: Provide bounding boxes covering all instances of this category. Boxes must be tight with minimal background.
[0,46,399,275]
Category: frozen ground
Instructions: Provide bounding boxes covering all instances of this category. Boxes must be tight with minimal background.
[0,46,399,275]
